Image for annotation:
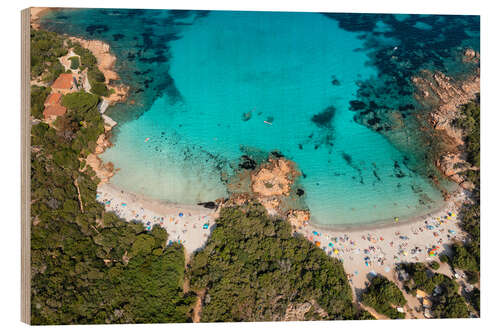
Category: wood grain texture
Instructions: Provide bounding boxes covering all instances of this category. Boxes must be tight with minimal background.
[21,7,31,325]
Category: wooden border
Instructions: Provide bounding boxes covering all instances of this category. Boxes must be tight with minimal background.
[21,8,31,325]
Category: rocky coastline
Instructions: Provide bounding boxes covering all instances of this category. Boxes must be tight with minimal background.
[352,47,480,194]
[412,49,480,189]
[30,8,128,186]
[68,37,129,106]
[223,154,312,230]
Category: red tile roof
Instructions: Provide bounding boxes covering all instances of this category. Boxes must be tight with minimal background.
[43,105,67,118]
[51,73,74,90]
[44,93,62,106]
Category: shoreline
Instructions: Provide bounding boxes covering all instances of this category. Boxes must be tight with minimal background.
[99,179,467,300]
[29,7,53,29]
[305,189,465,232]
[97,183,218,254]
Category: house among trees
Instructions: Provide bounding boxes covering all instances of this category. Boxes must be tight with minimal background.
[42,73,79,121]
[43,104,67,121]
[42,92,66,121]
[51,73,77,94]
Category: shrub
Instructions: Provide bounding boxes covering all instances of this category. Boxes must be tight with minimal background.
[429,261,440,270]
[30,85,51,119]
[361,275,407,319]
[439,254,449,263]
[69,56,80,70]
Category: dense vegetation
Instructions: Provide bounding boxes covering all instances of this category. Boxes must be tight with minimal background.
[189,204,371,322]
[400,263,469,318]
[30,88,194,324]
[30,85,51,118]
[446,98,480,314]
[455,97,480,167]
[30,29,68,82]
[70,42,111,97]
[361,275,407,319]
[31,28,111,98]
[456,97,480,260]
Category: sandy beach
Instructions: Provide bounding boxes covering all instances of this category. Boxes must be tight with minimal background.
[296,190,467,299]
[97,183,218,254]
[30,7,52,29]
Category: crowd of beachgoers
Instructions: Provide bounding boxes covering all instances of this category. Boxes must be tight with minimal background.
[96,184,217,254]
[297,191,467,292]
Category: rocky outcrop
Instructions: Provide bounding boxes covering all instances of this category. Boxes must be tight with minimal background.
[413,69,479,148]
[85,153,115,185]
[248,157,302,215]
[224,155,309,227]
[69,37,130,105]
[284,300,328,321]
[251,157,300,197]
[462,48,480,64]
[94,134,113,154]
[412,51,480,188]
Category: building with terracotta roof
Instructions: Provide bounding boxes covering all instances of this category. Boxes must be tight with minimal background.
[43,104,67,121]
[51,73,77,94]
[44,92,62,107]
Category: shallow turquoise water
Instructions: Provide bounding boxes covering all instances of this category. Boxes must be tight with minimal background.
[99,11,445,225]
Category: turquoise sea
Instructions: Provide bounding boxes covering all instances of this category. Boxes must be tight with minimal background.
[41,10,479,226]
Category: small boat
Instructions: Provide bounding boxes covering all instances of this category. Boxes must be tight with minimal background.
[263,120,272,125]
[144,137,150,142]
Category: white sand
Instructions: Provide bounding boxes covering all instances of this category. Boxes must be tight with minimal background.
[97,183,218,254]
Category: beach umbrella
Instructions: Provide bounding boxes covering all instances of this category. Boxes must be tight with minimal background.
[394,217,399,222]
[315,241,321,247]
[328,242,334,247]
[334,249,339,254]
[179,212,184,217]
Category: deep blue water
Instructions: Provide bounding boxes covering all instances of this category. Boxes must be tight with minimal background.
[41,9,479,226]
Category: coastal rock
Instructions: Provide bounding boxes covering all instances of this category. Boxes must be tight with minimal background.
[86,153,115,184]
[284,300,327,321]
[95,134,113,154]
[198,201,217,209]
[69,37,130,105]
[462,48,480,64]
[460,180,475,191]
[251,157,301,197]
[435,153,471,177]
[412,66,480,183]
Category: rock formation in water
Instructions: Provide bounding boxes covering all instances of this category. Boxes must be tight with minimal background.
[251,157,300,197]
[412,49,480,188]
[224,154,311,229]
